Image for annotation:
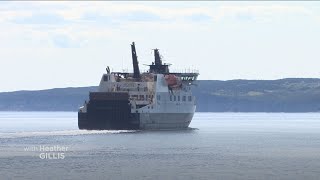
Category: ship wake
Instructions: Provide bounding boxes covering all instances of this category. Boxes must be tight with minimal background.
[0,130,138,139]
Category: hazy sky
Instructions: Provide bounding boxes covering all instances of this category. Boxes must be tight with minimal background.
[1,1,320,92]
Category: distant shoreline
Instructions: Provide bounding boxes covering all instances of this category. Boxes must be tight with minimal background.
[1,78,320,112]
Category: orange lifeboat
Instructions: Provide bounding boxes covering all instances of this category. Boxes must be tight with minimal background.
[165,74,178,86]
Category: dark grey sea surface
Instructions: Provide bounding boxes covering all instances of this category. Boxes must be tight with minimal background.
[0,112,320,180]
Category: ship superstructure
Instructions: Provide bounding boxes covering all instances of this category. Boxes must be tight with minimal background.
[78,42,199,130]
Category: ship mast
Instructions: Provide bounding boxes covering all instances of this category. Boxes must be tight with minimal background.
[149,48,169,74]
[131,42,140,79]
[154,49,162,66]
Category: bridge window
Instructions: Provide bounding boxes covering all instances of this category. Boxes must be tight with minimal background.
[178,96,180,101]
[174,96,176,101]
[182,96,186,101]
[103,75,109,81]
[188,96,192,101]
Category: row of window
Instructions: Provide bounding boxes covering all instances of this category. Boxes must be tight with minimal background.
[131,95,153,101]
[169,95,192,102]
[130,94,192,102]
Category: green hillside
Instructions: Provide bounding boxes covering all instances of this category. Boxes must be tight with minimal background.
[1,79,320,112]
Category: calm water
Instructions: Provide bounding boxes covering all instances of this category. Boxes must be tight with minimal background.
[0,112,320,180]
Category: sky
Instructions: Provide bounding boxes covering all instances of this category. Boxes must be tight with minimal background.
[1,1,320,92]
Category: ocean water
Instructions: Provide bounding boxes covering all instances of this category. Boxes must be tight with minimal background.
[0,112,320,180]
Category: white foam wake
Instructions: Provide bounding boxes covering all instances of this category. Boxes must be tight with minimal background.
[0,129,138,138]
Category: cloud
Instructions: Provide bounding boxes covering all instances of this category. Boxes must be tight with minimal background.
[1,2,319,49]
[120,11,161,22]
[212,5,313,22]
[79,12,117,27]
[234,12,255,22]
[2,2,318,26]
[12,13,68,25]
[51,34,81,48]
[81,12,109,22]
[185,14,213,22]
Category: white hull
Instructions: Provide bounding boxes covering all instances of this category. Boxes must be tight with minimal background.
[139,112,194,129]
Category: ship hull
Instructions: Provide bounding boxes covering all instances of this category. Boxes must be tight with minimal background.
[78,112,140,130]
[139,113,194,129]
[78,112,194,130]
[78,91,196,130]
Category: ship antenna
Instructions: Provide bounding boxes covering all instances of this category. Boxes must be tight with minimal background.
[131,42,141,79]
[106,66,110,74]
